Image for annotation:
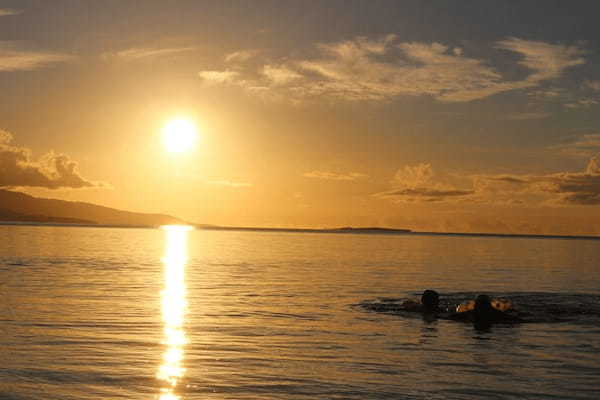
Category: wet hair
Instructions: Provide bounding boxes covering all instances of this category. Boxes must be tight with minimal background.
[474,294,493,310]
[473,294,498,323]
[421,290,440,309]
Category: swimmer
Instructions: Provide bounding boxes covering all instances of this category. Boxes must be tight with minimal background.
[361,289,443,317]
[449,294,523,327]
[400,289,441,313]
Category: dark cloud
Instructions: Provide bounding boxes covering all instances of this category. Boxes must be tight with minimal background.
[537,155,600,205]
[379,155,600,206]
[380,187,474,202]
[0,131,101,189]
[477,154,600,206]
[482,175,529,184]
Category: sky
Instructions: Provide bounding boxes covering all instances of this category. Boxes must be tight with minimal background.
[1,0,600,235]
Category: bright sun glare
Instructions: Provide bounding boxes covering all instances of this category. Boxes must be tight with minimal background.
[163,118,198,154]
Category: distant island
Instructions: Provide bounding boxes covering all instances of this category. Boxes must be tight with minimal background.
[195,225,412,234]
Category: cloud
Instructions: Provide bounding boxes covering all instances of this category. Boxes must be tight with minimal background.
[475,154,600,206]
[479,175,529,184]
[0,130,101,189]
[377,163,474,202]
[553,133,600,157]
[206,179,252,188]
[584,80,600,91]
[528,87,565,99]
[262,65,302,85]
[378,155,600,206]
[391,163,434,188]
[198,70,240,85]
[0,9,21,17]
[225,50,259,64]
[533,154,600,205]
[381,187,475,201]
[496,38,585,83]
[293,37,505,102]
[505,112,551,120]
[303,170,368,181]
[103,46,196,62]
[198,36,586,103]
[0,43,72,72]
[564,98,599,109]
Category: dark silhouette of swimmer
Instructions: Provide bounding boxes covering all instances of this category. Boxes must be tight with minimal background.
[449,294,522,328]
[421,290,440,312]
[400,289,441,313]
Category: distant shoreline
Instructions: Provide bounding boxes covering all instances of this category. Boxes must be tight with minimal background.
[2,221,599,240]
[196,225,600,241]
[196,225,412,235]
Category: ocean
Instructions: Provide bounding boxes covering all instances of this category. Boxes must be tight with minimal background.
[1,225,599,399]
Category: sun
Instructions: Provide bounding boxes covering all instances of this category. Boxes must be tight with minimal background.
[163,118,198,154]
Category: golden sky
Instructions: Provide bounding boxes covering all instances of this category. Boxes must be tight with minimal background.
[1,1,600,235]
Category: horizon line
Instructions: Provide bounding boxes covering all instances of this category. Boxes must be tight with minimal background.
[2,221,599,241]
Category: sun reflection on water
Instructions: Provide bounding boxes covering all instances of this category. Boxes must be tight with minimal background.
[158,225,192,400]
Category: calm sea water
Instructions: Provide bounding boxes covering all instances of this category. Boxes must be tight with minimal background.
[1,225,599,400]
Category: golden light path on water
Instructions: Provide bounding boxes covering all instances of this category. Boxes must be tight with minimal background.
[158,225,192,400]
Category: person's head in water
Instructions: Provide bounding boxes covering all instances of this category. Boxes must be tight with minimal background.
[421,290,440,311]
[474,295,496,319]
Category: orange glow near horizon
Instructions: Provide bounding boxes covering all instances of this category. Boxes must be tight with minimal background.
[157,225,192,399]
[163,118,198,154]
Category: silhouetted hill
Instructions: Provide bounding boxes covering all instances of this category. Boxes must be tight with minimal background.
[0,208,95,224]
[0,190,183,227]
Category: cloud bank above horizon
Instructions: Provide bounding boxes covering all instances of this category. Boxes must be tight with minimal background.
[378,154,600,206]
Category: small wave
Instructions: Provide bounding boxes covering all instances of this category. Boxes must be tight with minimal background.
[0,258,31,267]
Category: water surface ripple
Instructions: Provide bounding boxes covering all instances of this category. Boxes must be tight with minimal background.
[1,226,599,399]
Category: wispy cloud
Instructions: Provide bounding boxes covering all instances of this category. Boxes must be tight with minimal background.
[0,43,72,72]
[505,112,552,120]
[529,87,565,99]
[564,98,599,109]
[198,36,586,104]
[225,50,260,64]
[206,179,252,188]
[262,65,302,85]
[198,70,240,85]
[584,80,600,91]
[496,38,585,83]
[303,170,368,181]
[552,133,600,157]
[103,46,196,62]
[0,131,103,189]
[0,9,21,17]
